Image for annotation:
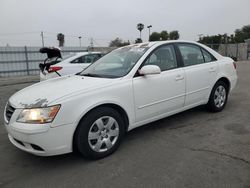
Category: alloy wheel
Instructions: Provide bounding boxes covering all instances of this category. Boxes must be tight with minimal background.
[214,85,226,108]
[88,116,119,153]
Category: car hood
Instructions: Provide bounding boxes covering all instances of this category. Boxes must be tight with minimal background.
[9,75,116,108]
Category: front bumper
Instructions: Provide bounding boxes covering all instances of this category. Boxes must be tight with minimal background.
[5,112,76,156]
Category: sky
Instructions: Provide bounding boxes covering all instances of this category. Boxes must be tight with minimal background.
[0,0,249,47]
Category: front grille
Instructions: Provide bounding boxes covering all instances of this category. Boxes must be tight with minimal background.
[5,103,15,123]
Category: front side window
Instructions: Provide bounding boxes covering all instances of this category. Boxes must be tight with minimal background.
[80,45,149,78]
[178,44,205,66]
[144,45,177,71]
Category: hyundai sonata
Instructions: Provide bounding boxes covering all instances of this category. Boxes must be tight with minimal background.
[4,41,237,159]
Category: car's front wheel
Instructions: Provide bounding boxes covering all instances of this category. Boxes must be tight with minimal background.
[207,81,229,112]
[74,107,125,159]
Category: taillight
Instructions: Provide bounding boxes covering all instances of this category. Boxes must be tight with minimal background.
[233,62,237,69]
[48,66,62,73]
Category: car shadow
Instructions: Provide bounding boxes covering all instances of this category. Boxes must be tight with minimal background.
[13,102,233,170]
[16,106,208,163]
[126,105,208,138]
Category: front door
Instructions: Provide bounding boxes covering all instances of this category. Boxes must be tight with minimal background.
[133,44,185,122]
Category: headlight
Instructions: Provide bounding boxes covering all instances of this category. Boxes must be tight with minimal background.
[17,105,60,124]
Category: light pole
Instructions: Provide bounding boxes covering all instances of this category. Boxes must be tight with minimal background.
[147,25,152,41]
[41,31,44,47]
[78,36,82,47]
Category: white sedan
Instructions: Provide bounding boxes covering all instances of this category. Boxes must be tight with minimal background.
[4,40,237,159]
[40,52,104,81]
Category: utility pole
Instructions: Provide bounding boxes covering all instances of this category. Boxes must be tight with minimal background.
[147,25,152,41]
[90,38,94,48]
[88,38,94,51]
[41,31,44,47]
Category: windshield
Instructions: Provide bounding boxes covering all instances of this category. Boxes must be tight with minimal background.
[80,45,149,78]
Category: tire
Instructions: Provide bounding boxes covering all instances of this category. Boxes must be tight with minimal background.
[74,107,125,159]
[207,81,229,112]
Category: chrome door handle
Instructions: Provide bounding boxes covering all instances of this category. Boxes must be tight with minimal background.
[175,75,184,81]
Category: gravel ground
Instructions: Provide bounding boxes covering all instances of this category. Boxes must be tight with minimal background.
[0,61,249,188]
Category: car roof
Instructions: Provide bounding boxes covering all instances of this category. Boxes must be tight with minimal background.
[125,40,203,48]
[116,40,201,51]
[118,40,223,59]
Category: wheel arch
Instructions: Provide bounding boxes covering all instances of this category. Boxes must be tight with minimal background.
[216,77,231,92]
[72,103,130,152]
[207,76,231,101]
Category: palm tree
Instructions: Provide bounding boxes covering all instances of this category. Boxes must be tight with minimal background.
[137,23,144,40]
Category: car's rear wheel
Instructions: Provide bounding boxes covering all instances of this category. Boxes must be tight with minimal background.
[74,107,125,159]
[207,81,229,112]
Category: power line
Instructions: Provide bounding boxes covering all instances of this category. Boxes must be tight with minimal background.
[0,30,116,47]
[92,39,101,46]
[43,31,79,38]
[0,30,114,43]
[0,31,40,36]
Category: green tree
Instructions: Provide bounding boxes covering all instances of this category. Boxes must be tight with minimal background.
[109,38,130,47]
[160,30,169,40]
[199,34,223,44]
[234,25,250,43]
[149,32,161,41]
[169,31,179,40]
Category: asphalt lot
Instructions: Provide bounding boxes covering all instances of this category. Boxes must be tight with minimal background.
[0,62,250,188]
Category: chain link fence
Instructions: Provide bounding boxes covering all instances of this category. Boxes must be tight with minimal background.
[205,43,249,61]
[0,46,89,77]
[0,44,248,77]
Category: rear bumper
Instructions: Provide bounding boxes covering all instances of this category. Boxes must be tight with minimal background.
[40,72,59,81]
[230,74,237,93]
[5,121,76,156]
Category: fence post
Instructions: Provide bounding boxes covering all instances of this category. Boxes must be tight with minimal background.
[24,46,30,75]
[236,43,239,60]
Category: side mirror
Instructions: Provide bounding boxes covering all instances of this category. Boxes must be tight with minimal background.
[139,65,161,76]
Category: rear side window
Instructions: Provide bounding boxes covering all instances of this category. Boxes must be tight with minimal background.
[71,57,83,64]
[71,54,101,64]
[178,44,204,66]
[201,48,215,63]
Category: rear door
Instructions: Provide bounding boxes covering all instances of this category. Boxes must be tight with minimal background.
[177,43,218,107]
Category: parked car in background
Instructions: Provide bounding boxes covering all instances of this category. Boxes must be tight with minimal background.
[40,52,104,81]
[4,41,237,159]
